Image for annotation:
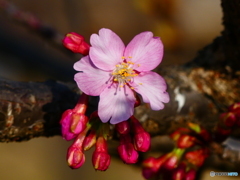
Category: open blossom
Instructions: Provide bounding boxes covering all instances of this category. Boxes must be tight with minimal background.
[74,28,169,124]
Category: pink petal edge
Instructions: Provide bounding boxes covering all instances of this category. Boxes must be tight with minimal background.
[74,56,110,96]
[131,71,169,110]
[124,31,164,71]
[89,28,125,71]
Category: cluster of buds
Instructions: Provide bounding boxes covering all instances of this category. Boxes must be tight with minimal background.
[116,116,151,164]
[215,102,240,142]
[142,123,210,180]
[60,94,111,171]
[61,32,151,171]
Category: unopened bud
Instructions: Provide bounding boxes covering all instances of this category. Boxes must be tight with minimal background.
[92,136,110,171]
[220,112,236,127]
[70,113,88,134]
[83,130,97,151]
[184,148,209,167]
[130,116,151,152]
[177,134,196,148]
[63,32,90,55]
[133,130,150,152]
[163,148,185,170]
[60,109,77,141]
[171,162,186,180]
[115,120,130,135]
[170,128,190,141]
[67,146,85,169]
[142,154,172,179]
[117,134,139,164]
[185,169,196,180]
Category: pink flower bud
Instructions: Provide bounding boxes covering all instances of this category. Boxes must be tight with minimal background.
[92,136,110,171]
[63,32,90,55]
[163,148,185,170]
[115,121,130,135]
[60,93,89,140]
[142,167,157,179]
[170,128,190,141]
[60,109,77,141]
[67,146,85,169]
[220,112,236,127]
[83,130,97,151]
[67,127,88,169]
[171,163,186,180]
[185,169,196,180]
[142,154,171,179]
[177,134,196,148]
[70,113,88,134]
[133,130,151,152]
[184,148,209,167]
[117,134,139,164]
[228,102,240,112]
[130,116,151,152]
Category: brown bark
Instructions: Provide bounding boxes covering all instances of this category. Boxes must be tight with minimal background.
[1,0,240,142]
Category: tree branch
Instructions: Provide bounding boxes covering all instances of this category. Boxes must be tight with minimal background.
[1,0,240,143]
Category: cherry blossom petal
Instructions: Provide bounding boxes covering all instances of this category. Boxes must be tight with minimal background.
[74,56,110,96]
[124,32,163,71]
[132,72,169,110]
[98,85,136,124]
[90,28,125,71]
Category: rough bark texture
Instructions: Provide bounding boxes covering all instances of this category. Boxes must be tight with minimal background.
[1,0,240,142]
[0,79,79,142]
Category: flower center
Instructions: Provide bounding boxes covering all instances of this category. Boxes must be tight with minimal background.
[111,59,138,88]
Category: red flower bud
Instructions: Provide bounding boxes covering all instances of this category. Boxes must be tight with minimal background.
[171,163,186,180]
[142,154,172,179]
[184,148,209,167]
[92,136,110,171]
[177,134,196,148]
[185,169,196,180]
[117,134,138,164]
[115,120,130,135]
[220,112,236,127]
[67,146,85,169]
[163,148,185,170]
[66,127,88,169]
[82,130,97,151]
[170,128,190,141]
[228,102,240,112]
[63,32,90,55]
[133,130,151,152]
[70,113,88,134]
[60,109,77,141]
[130,116,151,152]
[60,93,89,140]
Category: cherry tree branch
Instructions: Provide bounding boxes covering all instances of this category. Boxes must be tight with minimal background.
[1,0,240,143]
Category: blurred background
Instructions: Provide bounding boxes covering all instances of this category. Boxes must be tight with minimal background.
[0,0,231,180]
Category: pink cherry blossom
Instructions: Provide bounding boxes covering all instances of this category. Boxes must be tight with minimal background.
[74,28,169,124]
